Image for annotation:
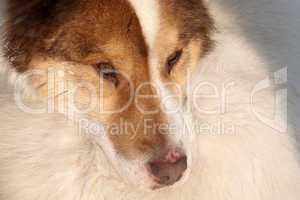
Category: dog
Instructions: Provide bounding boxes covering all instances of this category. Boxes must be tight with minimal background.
[0,0,300,199]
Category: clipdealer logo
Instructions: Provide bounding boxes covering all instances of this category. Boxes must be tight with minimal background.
[251,67,287,133]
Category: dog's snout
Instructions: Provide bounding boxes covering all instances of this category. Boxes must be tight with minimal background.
[147,149,187,188]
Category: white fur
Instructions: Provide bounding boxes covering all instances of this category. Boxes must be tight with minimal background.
[0,0,300,199]
[127,0,194,187]
[128,0,160,49]
[128,0,194,184]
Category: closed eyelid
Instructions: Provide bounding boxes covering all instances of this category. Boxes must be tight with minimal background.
[166,49,183,74]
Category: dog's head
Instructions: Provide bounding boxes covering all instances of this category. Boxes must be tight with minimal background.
[4,0,213,190]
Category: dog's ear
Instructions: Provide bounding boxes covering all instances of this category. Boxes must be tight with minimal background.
[4,0,74,72]
[4,0,61,72]
[7,0,59,21]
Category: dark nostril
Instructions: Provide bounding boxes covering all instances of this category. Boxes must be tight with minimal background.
[160,176,170,183]
[148,155,187,186]
[149,162,160,175]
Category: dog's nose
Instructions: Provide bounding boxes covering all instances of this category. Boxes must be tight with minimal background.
[147,149,187,187]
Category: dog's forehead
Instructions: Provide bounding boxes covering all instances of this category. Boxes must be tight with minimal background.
[127,0,160,49]
[50,0,149,63]
[128,0,213,54]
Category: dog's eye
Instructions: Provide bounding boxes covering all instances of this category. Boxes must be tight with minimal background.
[94,63,119,87]
[166,50,183,74]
